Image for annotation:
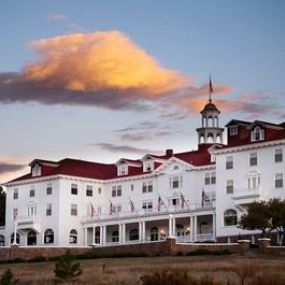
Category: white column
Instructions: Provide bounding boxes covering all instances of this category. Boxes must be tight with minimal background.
[168,215,173,238]
[84,228,87,246]
[190,216,194,242]
[122,224,126,244]
[102,225,106,245]
[142,221,146,242]
[139,222,141,241]
[212,214,216,241]
[194,216,197,242]
[100,226,103,246]
[172,218,176,237]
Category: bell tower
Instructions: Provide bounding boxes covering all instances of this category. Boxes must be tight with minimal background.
[196,76,224,144]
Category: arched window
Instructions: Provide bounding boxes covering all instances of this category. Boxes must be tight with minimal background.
[44,229,54,244]
[150,227,158,241]
[224,209,238,226]
[129,229,139,241]
[27,230,37,246]
[214,116,219,127]
[69,229,77,244]
[200,135,205,144]
[216,134,222,144]
[251,126,264,142]
[207,133,214,143]
[112,230,119,242]
[0,235,5,246]
[208,116,214,127]
[10,233,20,245]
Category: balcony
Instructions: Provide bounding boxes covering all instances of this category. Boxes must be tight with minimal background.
[232,187,267,205]
[16,215,41,232]
[82,201,215,225]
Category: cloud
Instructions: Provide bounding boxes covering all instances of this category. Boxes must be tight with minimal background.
[0,31,188,111]
[0,162,25,174]
[90,143,160,155]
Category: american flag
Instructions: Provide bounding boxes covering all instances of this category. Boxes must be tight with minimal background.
[109,200,114,215]
[158,195,165,212]
[201,189,207,207]
[181,193,186,209]
[90,203,97,217]
[129,198,135,213]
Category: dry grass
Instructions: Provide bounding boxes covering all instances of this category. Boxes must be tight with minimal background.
[0,255,285,284]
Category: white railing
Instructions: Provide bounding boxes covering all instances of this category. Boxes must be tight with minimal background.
[82,202,215,224]
[16,215,41,226]
[233,187,266,200]
[196,233,214,242]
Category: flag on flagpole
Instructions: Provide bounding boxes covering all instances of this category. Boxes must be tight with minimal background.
[158,195,165,212]
[201,188,207,207]
[90,203,97,217]
[109,200,113,215]
[181,193,185,209]
[129,198,135,213]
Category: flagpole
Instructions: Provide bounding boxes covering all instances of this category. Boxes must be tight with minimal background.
[209,74,213,103]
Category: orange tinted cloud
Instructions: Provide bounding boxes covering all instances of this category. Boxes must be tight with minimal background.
[24,31,185,98]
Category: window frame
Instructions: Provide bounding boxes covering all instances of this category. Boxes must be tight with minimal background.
[275,149,283,163]
[249,152,258,166]
[229,125,238,136]
[226,156,233,170]
[226,180,234,194]
[275,173,283,188]
[71,184,78,195]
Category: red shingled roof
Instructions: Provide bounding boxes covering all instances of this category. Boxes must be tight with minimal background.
[8,145,214,183]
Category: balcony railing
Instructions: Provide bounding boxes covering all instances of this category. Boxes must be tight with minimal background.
[232,187,267,204]
[16,215,41,232]
[82,201,215,224]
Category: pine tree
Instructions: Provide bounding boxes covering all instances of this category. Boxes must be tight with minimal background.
[54,250,82,284]
[0,269,19,285]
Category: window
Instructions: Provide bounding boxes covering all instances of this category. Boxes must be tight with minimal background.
[112,185,122,197]
[226,180,234,194]
[71,204,78,216]
[247,176,260,190]
[10,233,20,245]
[13,189,18,200]
[205,173,210,185]
[46,203,52,216]
[211,172,216,184]
[29,188,35,197]
[142,201,153,212]
[27,231,37,246]
[144,161,154,172]
[110,205,122,214]
[204,172,216,185]
[86,186,93,197]
[118,165,128,176]
[224,209,238,226]
[229,125,238,136]
[251,126,264,142]
[129,229,139,241]
[71,184,78,195]
[275,149,283,163]
[150,227,158,241]
[172,198,179,206]
[250,152,257,166]
[44,229,54,244]
[0,235,5,246]
[46,184,52,195]
[13,208,18,220]
[142,181,153,193]
[170,176,182,189]
[69,230,78,244]
[226,156,233,169]
[112,231,119,242]
[32,164,41,177]
[275,173,283,188]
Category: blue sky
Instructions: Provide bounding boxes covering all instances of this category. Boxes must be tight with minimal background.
[0,0,285,182]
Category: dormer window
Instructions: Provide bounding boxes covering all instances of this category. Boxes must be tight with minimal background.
[118,165,128,176]
[251,126,264,142]
[229,125,238,136]
[143,161,154,172]
[31,163,42,177]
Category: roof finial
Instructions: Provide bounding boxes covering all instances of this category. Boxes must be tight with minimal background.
[209,74,213,103]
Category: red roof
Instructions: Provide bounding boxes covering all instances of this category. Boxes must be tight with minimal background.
[8,145,214,183]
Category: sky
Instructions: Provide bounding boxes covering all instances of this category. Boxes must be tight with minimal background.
[0,0,285,183]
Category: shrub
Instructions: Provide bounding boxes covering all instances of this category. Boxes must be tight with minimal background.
[0,269,19,285]
[27,256,47,263]
[54,250,82,284]
[186,248,232,256]
[140,268,221,285]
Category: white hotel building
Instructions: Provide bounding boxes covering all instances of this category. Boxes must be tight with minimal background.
[1,99,285,247]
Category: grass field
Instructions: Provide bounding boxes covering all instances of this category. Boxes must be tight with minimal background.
[1,254,285,284]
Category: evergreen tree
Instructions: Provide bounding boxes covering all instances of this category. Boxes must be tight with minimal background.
[54,251,82,284]
[0,269,19,285]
